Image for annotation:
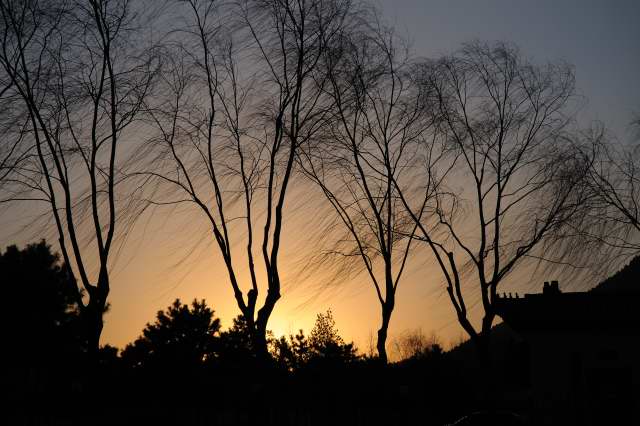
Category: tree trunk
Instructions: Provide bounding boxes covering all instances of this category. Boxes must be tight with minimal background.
[79,302,104,397]
[252,322,270,362]
[376,305,393,364]
[473,329,497,409]
[81,297,105,371]
[476,312,495,367]
[473,331,491,368]
[254,285,281,361]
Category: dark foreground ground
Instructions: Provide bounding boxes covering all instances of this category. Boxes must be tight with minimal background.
[5,351,599,426]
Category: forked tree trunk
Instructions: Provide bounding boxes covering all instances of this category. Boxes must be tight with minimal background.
[253,287,281,361]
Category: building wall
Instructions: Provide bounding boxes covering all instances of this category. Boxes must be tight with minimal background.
[525,331,639,426]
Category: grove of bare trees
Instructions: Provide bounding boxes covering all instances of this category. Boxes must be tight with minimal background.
[1,0,637,369]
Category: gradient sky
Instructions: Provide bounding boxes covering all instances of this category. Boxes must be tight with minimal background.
[2,0,639,357]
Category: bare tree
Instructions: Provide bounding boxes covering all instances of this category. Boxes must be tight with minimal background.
[398,41,589,362]
[577,121,640,254]
[0,79,33,190]
[140,0,359,356]
[0,0,158,360]
[297,16,436,363]
[391,328,441,361]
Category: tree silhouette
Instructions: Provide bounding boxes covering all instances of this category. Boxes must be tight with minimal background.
[298,11,430,363]
[140,0,367,358]
[0,0,160,361]
[216,315,258,367]
[392,329,443,362]
[1,241,85,387]
[575,120,640,256]
[399,41,588,363]
[273,310,358,370]
[121,299,220,371]
[308,310,358,364]
[270,330,309,371]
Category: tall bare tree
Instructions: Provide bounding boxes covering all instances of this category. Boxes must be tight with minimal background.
[297,17,437,363]
[398,41,589,362]
[0,0,157,360]
[141,0,359,356]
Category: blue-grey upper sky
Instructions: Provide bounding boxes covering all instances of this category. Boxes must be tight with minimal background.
[378,0,639,138]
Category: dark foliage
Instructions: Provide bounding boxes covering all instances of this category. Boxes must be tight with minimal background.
[4,242,637,426]
[306,309,359,365]
[121,299,220,371]
[1,241,84,367]
[216,315,257,366]
[271,330,309,371]
[271,310,359,371]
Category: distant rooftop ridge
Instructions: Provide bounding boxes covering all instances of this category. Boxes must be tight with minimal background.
[495,275,639,333]
[498,254,640,301]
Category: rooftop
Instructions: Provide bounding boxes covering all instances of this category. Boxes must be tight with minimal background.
[495,281,640,334]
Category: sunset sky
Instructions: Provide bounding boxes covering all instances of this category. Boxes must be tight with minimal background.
[2,0,639,356]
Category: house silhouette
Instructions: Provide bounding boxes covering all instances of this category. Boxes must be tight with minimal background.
[495,279,640,426]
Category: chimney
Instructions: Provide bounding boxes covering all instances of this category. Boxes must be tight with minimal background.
[543,280,561,295]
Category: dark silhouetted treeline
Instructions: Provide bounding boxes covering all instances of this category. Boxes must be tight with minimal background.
[6,240,640,425]
[3,241,532,426]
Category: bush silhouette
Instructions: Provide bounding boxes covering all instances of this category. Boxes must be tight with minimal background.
[1,241,84,365]
[271,310,358,370]
[121,299,220,371]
